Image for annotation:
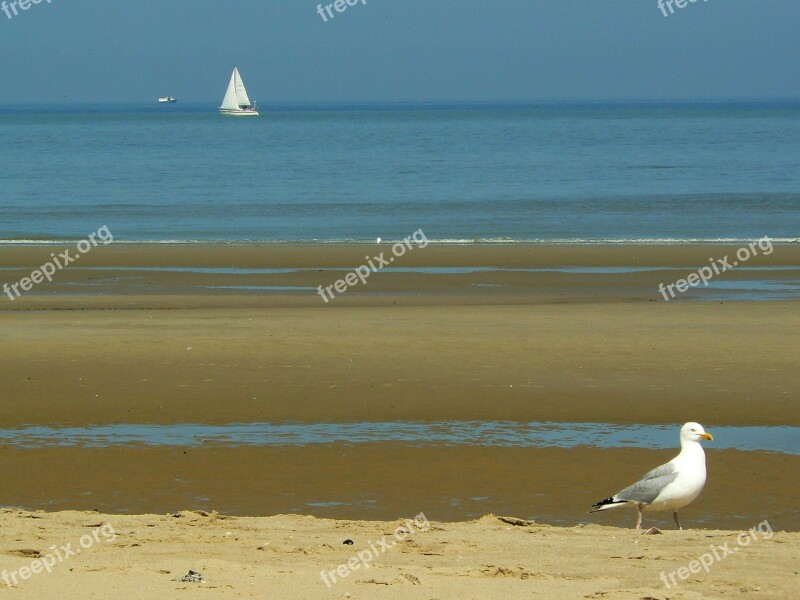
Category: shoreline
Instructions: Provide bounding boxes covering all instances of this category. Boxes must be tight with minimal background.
[2,238,799,245]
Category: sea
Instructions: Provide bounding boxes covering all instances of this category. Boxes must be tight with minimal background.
[0,102,798,244]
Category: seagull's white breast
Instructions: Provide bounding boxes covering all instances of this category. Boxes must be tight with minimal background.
[649,446,707,511]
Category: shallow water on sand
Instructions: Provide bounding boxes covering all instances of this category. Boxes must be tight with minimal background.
[4,264,799,301]
[1,422,796,455]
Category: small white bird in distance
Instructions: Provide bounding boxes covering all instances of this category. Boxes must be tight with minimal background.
[589,422,713,530]
[376,237,382,244]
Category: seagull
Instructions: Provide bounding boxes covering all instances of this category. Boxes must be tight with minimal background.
[589,422,713,530]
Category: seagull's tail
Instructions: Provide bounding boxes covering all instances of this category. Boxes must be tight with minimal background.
[588,496,630,513]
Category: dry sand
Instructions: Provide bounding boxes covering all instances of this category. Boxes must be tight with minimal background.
[0,510,797,599]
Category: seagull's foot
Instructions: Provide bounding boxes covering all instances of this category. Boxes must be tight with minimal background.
[641,527,663,535]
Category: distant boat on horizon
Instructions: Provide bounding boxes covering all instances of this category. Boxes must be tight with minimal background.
[158,97,177,104]
[219,67,259,116]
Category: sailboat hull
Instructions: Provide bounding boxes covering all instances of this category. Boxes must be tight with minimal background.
[219,108,260,116]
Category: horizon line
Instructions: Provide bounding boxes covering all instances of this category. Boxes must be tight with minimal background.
[3,98,800,108]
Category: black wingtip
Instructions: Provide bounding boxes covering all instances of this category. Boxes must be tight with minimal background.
[589,496,625,512]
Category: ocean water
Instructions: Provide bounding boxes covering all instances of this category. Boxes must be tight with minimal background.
[1,102,798,243]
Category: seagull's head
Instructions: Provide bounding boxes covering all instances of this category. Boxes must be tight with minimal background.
[681,422,714,443]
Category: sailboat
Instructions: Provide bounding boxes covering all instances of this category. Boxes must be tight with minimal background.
[219,67,259,116]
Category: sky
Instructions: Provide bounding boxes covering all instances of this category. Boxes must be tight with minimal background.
[0,0,798,104]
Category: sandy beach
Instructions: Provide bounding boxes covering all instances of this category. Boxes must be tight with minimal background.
[0,510,797,599]
[6,2,799,596]
[0,243,798,597]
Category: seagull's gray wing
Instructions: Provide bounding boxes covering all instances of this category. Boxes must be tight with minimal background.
[614,462,679,505]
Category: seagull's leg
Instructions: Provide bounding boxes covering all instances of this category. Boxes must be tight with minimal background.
[674,511,682,531]
[635,504,643,530]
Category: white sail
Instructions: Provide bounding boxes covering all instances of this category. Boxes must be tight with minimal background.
[233,68,252,107]
[220,70,241,111]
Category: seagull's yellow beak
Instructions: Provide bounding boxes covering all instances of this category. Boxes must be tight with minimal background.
[700,432,714,441]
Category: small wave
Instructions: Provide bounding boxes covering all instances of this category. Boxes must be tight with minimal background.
[0,237,797,246]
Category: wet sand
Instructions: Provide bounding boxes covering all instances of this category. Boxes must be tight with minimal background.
[1,303,798,428]
[0,445,798,530]
[0,243,798,596]
[1,242,799,308]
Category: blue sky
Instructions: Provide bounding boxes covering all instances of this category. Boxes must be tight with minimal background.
[1,0,798,104]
